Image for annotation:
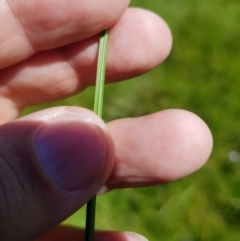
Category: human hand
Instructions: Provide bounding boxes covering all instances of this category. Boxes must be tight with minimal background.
[0,1,213,241]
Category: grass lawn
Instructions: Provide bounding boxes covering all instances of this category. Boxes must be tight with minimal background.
[22,0,240,240]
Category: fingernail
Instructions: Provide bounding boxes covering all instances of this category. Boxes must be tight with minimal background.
[97,185,109,195]
[34,120,107,191]
[124,232,149,241]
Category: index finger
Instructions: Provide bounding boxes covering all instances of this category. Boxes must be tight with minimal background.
[1,0,130,68]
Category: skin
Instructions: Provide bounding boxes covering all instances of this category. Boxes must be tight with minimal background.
[0,0,213,240]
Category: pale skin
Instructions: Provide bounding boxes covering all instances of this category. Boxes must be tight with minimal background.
[0,1,213,241]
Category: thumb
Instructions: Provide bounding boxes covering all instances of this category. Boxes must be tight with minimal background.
[0,107,114,241]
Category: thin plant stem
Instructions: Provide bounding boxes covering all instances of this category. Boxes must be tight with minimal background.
[85,29,109,241]
[93,29,109,117]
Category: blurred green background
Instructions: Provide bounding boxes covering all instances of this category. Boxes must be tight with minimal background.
[22,0,240,240]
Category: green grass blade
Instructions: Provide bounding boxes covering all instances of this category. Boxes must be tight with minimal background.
[93,30,109,117]
[85,29,109,241]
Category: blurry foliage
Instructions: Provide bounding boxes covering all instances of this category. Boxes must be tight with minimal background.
[22,0,240,240]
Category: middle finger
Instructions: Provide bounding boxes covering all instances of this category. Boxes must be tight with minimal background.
[0,8,172,123]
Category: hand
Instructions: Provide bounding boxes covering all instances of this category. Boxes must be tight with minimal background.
[0,1,213,241]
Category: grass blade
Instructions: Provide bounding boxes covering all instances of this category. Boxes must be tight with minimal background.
[94,30,109,117]
[85,29,109,241]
